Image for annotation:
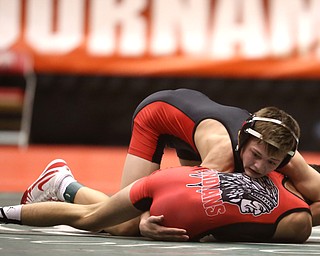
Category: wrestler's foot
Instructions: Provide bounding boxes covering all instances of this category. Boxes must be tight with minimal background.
[0,206,22,224]
[20,159,74,204]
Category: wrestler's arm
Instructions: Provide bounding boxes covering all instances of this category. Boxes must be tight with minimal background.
[279,151,320,202]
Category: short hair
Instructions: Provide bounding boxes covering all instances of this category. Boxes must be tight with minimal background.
[252,106,300,157]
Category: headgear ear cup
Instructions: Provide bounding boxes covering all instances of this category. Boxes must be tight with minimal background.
[237,116,299,169]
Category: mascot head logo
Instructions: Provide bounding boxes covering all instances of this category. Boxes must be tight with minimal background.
[218,173,279,216]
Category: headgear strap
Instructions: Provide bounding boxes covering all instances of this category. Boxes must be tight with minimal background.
[244,116,299,156]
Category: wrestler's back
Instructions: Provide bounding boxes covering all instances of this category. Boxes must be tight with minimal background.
[132,89,250,170]
[145,166,309,241]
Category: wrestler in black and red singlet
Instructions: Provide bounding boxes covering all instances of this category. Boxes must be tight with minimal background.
[128,89,250,171]
[130,166,310,242]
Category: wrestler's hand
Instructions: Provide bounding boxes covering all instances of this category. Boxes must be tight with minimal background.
[139,212,189,241]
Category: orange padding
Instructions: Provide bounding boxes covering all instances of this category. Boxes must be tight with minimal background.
[0,145,319,194]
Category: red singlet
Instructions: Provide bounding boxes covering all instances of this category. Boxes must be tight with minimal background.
[130,166,310,241]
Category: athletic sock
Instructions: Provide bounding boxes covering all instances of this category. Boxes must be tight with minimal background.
[57,176,77,201]
[0,205,22,224]
[63,182,84,203]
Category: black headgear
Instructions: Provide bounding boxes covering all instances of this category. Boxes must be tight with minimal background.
[237,116,299,169]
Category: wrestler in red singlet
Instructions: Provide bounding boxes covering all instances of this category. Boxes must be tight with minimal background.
[130,166,310,242]
[128,89,250,171]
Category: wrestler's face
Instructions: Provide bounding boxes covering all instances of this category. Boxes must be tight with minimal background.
[240,139,285,178]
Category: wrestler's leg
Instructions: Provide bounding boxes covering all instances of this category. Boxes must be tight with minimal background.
[73,154,158,204]
[73,187,109,204]
[20,135,160,235]
[20,159,110,206]
[68,154,158,236]
[309,201,320,226]
[98,154,159,235]
[272,211,311,243]
[2,184,142,232]
[120,154,160,188]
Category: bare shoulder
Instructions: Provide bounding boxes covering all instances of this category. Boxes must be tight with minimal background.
[196,119,227,133]
[195,119,230,142]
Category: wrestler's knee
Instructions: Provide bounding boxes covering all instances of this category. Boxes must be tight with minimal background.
[290,211,312,243]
